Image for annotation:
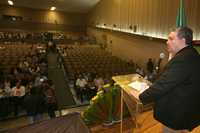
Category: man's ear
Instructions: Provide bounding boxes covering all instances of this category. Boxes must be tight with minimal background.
[181,38,186,45]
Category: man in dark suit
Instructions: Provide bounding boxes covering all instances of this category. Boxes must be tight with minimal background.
[139,27,200,133]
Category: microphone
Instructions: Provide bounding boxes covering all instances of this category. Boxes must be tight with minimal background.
[159,52,165,59]
[157,52,165,73]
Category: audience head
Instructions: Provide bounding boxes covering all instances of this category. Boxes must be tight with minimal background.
[16,81,21,88]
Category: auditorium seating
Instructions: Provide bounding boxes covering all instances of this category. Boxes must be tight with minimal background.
[0,44,40,74]
[59,44,135,80]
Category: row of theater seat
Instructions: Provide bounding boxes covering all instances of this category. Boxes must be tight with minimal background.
[58,44,136,80]
[0,44,43,74]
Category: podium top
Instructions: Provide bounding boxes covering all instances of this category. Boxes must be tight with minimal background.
[112,74,152,102]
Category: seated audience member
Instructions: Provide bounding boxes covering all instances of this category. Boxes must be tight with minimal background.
[11,81,26,116]
[4,78,11,96]
[87,81,97,99]
[94,75,104,91]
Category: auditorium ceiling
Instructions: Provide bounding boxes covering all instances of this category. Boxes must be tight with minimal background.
[0,0,101,13]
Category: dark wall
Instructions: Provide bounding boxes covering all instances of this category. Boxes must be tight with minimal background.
[0,4,86,32]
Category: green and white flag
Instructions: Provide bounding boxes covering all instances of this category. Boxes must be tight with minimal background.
[176,0,187,27]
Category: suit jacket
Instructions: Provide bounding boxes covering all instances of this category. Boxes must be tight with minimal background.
[139,45,200,131]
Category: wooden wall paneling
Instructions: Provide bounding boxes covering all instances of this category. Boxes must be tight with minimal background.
[103,0,110,26]
[164,0,171,35]
[134,0,139,33]
[152,0,158,36]
[109,0,114,26]
[145,0,151,34]
[129,0,134,32]
[93,1,100,25]
[127,0,131,31]
[109,0,121,29]
[156,0,162,37]
[138,0,144,33]
[193,0,199,40]
[148,0,155,36]
[110,0,118,28]
[168,0,178,31]
[116,0,121,29]
[136,0,142,33]
[142,0,147,34]
[99,1,105,26]
[119,0,129,30]
[141,0,148,34]
[160,0,167,38]
[118,0,121,29]
[151,0,156,35]
[95,1,101,25]
[92,3,99,25]
[163,0,171,37]
[125,0,130,30]
[131,0,136,32]
[126,0,130,30]
[185,0,193,27]
[186,0,198,40]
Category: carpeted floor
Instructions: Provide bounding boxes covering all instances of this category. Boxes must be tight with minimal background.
[47,51,75,109]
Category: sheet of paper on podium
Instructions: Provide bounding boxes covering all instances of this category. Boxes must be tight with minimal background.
[128,80,149,92]
[128,80,149,101]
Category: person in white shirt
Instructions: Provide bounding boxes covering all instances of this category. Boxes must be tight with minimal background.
[11,81,26,116]
[76,75,87,102]
[12,82,26,97]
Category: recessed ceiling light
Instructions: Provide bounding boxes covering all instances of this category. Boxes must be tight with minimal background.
[50,7,56,11]
[8,0,14,5]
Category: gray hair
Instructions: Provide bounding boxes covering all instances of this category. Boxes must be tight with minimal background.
[176,27,193,45]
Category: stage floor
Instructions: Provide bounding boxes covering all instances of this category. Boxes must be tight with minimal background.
[1,109,200,133]
[90,110,200,133]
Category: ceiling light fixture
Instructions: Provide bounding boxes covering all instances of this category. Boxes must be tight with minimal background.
[8,0,14,5]
[50,6,56,11]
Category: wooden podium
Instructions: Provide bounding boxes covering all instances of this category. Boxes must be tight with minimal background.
[112,74,153,133]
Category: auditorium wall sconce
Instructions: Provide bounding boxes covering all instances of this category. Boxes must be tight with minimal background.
[113,24,117,27]
[104,23,106,26]
[129,25,133,29]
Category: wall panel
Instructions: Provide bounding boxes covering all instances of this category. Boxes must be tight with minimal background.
[87,27,168,69]
[0,5,86,32]
[88,0,200,39]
